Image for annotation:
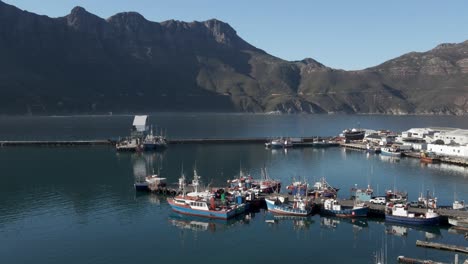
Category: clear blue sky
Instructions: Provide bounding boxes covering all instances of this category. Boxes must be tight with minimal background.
[4,0,468,70]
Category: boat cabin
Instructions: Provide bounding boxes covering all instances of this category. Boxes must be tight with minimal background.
[189,201,209,211]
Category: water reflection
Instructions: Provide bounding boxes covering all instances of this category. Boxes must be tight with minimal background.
[168,213,251,233]
[320,216,369,230]
[265,215,314,230]
[379,155,400,163]
[384,223,441,240]
[130,152,166,181]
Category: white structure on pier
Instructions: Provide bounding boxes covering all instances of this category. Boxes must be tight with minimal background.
[133,115,148,132]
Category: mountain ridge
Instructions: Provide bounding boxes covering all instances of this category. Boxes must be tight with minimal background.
[0,1,467,115]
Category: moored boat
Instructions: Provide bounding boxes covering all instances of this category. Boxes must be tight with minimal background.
[420,151,440,163]
[448,217,468,229]
[167,172,246,220]
[321,199,368,217]
[265,138,293,149]
[350,184,373,202]
[116,138,142,151]
[380,146,401,157]
[134,173,167,191]
[309,177,339,198]
[286,181,308,196]
[251,167,281,194]
[167,196,246,220]
[385,203,439,225]
[265,194,314,216]
[453,200,466,210]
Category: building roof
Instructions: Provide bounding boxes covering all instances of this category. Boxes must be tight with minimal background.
[440,129,468,137]
[133,115,148,132]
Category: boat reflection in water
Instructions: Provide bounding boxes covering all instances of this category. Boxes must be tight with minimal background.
[379,155,400,163]
[320,216,368,230]
[384,223,441,240]
[265,215,314,230]
[168,212,251,233]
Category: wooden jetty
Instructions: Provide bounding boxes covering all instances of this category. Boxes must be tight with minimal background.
[416,240,468,254]
[340,142,368,150]
[397,256,446,264]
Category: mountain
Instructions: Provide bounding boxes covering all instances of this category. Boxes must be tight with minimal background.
[0,1,467,115]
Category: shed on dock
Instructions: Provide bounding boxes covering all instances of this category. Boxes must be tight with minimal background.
[132,115,148,132]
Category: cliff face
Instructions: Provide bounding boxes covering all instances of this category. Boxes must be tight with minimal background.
[0,1,467,115]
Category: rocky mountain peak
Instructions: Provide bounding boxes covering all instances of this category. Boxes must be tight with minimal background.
[66,6,105,31]
[107,11,148,26]
[203,19,237,44]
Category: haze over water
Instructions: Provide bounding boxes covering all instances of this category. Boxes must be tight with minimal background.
[0,113,467,263]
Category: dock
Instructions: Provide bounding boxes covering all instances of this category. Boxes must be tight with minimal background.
[315,198,468,219]
[0,137,339,147]
[397,256,446,264]
[340,141,468,167]
[416,240,468,254]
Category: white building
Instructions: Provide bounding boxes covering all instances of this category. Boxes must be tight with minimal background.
[433,129,468,145]
[427,143,468,158]
[399,127,449,143]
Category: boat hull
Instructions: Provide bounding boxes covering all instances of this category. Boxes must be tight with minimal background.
[381,150,401,157]
[143,143,167,151]
[134,182,149,191]
[420,157,440,163]
[265,199,312,216]
[385,215,439,226]
[344,131,365,141]
[167,199,246,220]
[448,217,468,228]
[321,206,368,218]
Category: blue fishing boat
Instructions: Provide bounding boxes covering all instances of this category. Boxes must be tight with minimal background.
[385,203,439,225]
[143,127,167,150]
[350,184,373,202]
[167,196,246,220]
[380,146,401,157]
[321,199,368,217]
[167,170,246,220]
[265,194,314,216]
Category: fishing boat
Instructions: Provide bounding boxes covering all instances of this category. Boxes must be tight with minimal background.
[385,190,408,203]
[385,203,439,225]
[143,132,167,151]
[366,144,381,154]
[350,184,373,202]
[265,138,293,149]
[453,200,466,210]
[167,171,246,220]
[116,138,142,151]
[380,146,401,157]
[265,194,314,216]
[286,181,308,196]
[452,190,466,210]
[420,151,440,163]
[448,217,468,229]
[321,199,368,217]
[309,177,339,198]
[134,174,167,191]
[251,167,281,194]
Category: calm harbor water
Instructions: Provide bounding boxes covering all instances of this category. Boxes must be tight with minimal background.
[0,114,467,263]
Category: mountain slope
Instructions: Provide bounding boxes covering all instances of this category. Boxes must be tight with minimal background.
[0,1,467,115]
